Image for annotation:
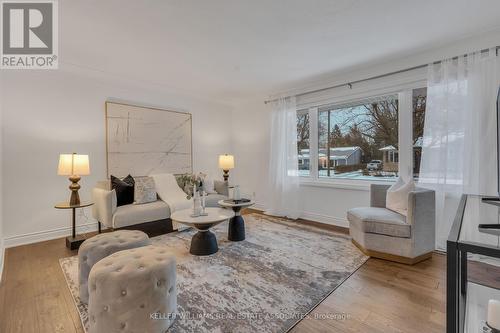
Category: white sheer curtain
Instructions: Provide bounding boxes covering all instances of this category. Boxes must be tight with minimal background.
[419,48,500,249]
[264,96,301,219]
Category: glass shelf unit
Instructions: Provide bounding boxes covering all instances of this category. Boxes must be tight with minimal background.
[448,195,500,333]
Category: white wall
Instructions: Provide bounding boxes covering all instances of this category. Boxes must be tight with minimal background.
[231,30,500,228]
[0,71,4,281]
[1,68,234,247]
[230,100,272,209]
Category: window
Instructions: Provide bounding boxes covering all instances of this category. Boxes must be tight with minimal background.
[317,95,399,180]
[297,110,310,176]
[296,85,426,184]
[412,87,427,179]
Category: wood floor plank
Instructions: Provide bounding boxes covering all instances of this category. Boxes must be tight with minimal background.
[291,253,446,333]
[0,214,446,333]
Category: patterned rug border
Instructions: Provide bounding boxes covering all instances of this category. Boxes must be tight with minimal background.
[60,213,367,333]
[284,257,364,332]
[260,212,362,332]
[60,255,87,331]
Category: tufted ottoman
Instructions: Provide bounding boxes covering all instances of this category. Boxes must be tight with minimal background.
[78,230,150,304]
[88,245,177,333]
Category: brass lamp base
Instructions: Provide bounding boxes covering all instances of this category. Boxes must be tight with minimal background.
[222,169,229,182]
[69,175,81,206]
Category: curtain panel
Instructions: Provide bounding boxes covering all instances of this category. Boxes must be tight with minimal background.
[419,48,500,249]
[264,96,301,219]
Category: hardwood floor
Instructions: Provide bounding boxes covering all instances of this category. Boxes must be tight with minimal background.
[290,254,446,333]
[0,216,446,333]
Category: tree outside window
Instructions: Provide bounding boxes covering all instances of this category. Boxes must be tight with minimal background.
[297,110,310,175]
[317,95,399,180]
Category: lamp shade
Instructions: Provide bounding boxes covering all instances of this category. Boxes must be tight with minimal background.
[58,154,90,176]
[218,154,234,170]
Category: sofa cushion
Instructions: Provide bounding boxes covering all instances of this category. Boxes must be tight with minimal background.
[202,178,217,194]
[205,194,228,207]
[112,200,170,228]
[214,180,229,196]
[347,207,411,238]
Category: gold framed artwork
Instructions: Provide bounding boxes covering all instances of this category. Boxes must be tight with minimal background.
[105,101,193,178]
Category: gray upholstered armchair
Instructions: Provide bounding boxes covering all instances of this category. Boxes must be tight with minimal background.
[347,184,435,264]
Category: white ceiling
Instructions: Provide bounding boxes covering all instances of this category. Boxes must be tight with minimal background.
[60,0,500,102]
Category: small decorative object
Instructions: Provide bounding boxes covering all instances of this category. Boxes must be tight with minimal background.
[487,300,500,331]
[192,185,202,217]
[233,185,241,201]
[58,153,90,206]
[218,154,234,182]
[200,191,208,216]
[223,198,251,204]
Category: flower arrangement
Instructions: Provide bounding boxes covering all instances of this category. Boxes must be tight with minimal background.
[176,172,207,198]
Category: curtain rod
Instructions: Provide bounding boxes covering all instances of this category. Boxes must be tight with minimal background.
[263,45,500,105]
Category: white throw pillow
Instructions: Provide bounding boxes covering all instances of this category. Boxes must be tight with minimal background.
[133,176,157,204]
[203,178,217,194]
[386,177,415,216]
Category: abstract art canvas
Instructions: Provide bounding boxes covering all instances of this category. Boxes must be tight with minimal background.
[106,102,192,177]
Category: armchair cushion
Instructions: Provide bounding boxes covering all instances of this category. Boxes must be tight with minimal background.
[347,207,410,238]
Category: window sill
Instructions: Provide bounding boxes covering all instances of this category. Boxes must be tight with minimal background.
[299,177,395,191]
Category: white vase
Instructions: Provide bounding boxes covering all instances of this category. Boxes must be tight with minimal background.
[192,190,202,216]
[233,185,241,200]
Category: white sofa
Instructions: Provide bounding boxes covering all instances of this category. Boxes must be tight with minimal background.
[91,179,228,233]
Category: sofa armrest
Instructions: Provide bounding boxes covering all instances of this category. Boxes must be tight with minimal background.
[91,188,117,229]
[407,189,436,256]
[370,184,391,208]
[214,180,229,196]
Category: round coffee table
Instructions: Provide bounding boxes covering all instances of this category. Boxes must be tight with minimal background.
[171,207,234,256]
[218,200,255,241]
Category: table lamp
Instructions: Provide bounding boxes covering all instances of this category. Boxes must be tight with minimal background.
[58,153,90,206]
[218,154,234,182]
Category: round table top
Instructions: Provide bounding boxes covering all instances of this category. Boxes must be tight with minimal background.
[218,200,255,208]
[55,201,94,209]
[171,207,235,226]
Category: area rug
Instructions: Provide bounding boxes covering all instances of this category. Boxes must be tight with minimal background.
[60,213,367,333]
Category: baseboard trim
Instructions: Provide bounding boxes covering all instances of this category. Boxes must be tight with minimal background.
[246,204,349,229]
[4,222,99,248]
[0,242,4,284]
[299,211,349,228]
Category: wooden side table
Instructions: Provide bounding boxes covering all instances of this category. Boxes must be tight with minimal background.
[55,201,93,250]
